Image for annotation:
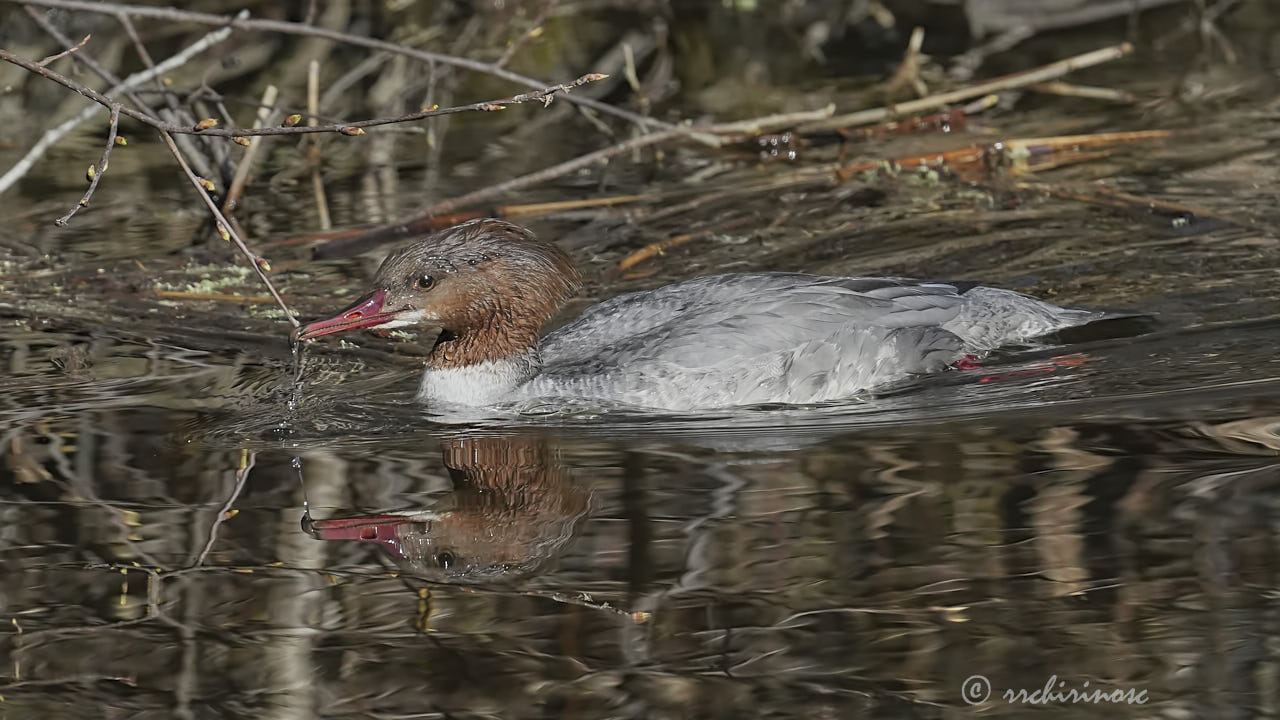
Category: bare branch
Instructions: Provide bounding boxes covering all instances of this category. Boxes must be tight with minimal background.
[54,105,119,226]
[35,32,89,66]
[12,0,671,132]
[0,49,610,138]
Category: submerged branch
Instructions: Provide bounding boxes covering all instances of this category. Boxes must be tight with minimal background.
[193,451,255,567]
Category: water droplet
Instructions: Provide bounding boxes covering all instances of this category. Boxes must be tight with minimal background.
[265,425,296,440]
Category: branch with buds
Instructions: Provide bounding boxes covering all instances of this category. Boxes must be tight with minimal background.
[54,105,121,227]
[0,49,608,139]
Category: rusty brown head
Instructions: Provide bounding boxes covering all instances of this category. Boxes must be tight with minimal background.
[296,219,582,367]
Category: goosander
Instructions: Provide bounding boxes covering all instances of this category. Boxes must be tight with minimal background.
[297,218,1102,410]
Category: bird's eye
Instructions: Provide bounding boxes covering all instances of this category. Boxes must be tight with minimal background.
[416,274,436,291]
[435,551,455,569]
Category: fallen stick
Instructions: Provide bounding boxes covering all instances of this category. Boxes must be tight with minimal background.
[155,290,277,303]
[608,217,760,277]
[1021,182,1238,227]
[798,42,1134,133]
[612,130,1177,272]
[1029,82,1136,103]
[835,129,1173,181]
[836,95,999,142]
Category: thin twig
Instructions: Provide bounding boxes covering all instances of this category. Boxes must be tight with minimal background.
[1020,182,1236,225]
[115,11,159,86]
[515,588,645,617]
[35,32,89,66]
[54,105,119,226]
[799,42,1134,132]
[158,130,297,327]
[193,450,255,566]
[420,16,483,199]
[0,49,610,138]
[11,0,672,132]
[23,7,164,121]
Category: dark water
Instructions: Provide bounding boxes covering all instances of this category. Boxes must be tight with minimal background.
[5,317,1280,719]
[5,5,1280,718]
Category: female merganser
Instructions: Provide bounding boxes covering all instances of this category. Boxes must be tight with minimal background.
[297,219,1101,410]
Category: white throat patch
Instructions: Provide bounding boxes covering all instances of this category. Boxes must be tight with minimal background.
[416,353,539,406]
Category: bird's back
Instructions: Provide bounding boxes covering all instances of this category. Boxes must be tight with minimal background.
[525,273,1095,410]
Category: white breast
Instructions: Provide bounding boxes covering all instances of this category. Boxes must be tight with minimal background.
[417,354,538,406]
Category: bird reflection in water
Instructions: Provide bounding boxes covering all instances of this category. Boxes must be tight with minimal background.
[302,434,590,584]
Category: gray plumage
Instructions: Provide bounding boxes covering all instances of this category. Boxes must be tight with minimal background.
[517,273,1098,410]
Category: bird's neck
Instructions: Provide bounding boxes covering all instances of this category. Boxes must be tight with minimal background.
[418,329,542,406]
